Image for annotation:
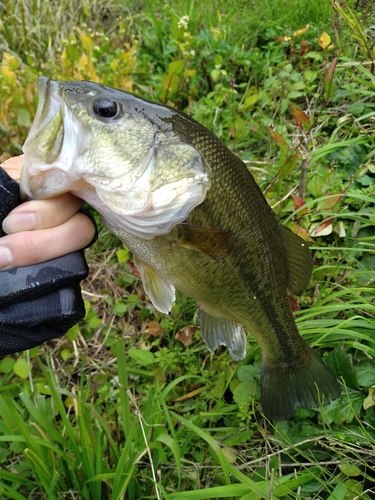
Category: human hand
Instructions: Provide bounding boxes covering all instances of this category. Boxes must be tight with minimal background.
[0,155,96,269]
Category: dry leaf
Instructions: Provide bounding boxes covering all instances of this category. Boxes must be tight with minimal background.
[274,36,292,42]
[288,294,300,312]
[127,259,141,278]
[293,24,309,37]
[145,321,164,338]
[175,326,199,347]
[318,31,331,50]
[300,40,309,57]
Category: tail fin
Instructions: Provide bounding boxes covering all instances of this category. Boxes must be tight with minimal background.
[260,348,341,420]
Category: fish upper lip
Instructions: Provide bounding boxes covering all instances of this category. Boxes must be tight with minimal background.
[20,76,82,200]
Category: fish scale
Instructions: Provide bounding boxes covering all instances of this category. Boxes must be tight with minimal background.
[20,77,341,419]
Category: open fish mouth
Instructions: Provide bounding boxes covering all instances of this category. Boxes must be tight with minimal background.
[20,77,88,200]
[20,77,211,239]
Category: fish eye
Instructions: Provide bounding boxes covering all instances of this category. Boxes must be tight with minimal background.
[92,97,119,118]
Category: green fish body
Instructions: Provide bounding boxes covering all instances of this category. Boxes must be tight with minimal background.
[21,77,341,419]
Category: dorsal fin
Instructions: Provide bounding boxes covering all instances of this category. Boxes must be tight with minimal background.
[133,257,175,314]
[280,225,313,295]
[199,308,246,360]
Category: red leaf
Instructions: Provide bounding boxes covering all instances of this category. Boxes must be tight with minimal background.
[324,57,337,100]
[291,194,308,215]
[290,103,311,130]
[317,194,342,212]
[267,125,289,154]
[312,218,334,236]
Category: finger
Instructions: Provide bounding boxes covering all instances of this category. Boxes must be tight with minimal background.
[1,155,24,181]
[0,212,96,270]
[2,193,85,234]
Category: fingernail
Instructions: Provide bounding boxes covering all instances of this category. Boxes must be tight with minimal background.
[2,213,36,233]
[0,246,13,269]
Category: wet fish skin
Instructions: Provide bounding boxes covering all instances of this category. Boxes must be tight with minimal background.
[20,77,341,419]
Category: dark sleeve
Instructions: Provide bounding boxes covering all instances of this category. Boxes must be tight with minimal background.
[0,167,90,355]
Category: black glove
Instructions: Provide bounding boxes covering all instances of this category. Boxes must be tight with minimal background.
[0,167,92,355]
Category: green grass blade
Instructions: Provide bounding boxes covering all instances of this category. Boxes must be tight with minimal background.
[115,338,131,440]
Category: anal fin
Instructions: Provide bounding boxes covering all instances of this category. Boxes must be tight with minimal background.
[199,308,246,360]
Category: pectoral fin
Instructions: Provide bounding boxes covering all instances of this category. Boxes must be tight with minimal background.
[280,225,313,295]
[133,257,175,314]
[199,308,246,360]
[176,224,236,259]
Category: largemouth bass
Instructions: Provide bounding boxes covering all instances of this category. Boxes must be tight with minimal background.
[20,76,341,420]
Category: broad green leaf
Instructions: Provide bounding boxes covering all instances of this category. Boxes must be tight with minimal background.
[67,323,79,341]
[16,108,31,127]
[0,357,15,374]
[339,462,361,477]
[88,312,102,328]
[320,393,363,425]
[162,72,180,95]
[128,347,155,366]
[343,479,362,498]
[214,54,223,65]
[212,377,225,398]
[168,60,185,74]
[221,446,237,463]
[13,358,29,379]
[363,387,375,410]
[113,300,128,316]
[356,361,375,388]
[233,382,256,404]
[223,428,254,446]
[304,70,318,83]
[237,362,261,383]
[116,248,130,263]
[61,349,73,361]
[325,344,359,390]
[347,102,365,116]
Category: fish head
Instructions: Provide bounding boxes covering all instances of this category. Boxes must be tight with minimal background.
[21,77,211,238]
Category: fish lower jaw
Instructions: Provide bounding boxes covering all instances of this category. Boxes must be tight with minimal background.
[20,166,89,200]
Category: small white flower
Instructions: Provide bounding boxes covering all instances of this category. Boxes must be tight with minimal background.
[178,15,189,30]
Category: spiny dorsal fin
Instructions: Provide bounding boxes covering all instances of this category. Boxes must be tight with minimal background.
[176,224,236,259]
[280,225,313,296]
[199,308,246,360]
[133,257,175,314]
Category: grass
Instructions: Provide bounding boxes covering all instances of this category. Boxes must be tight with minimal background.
[1,0,375,498]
